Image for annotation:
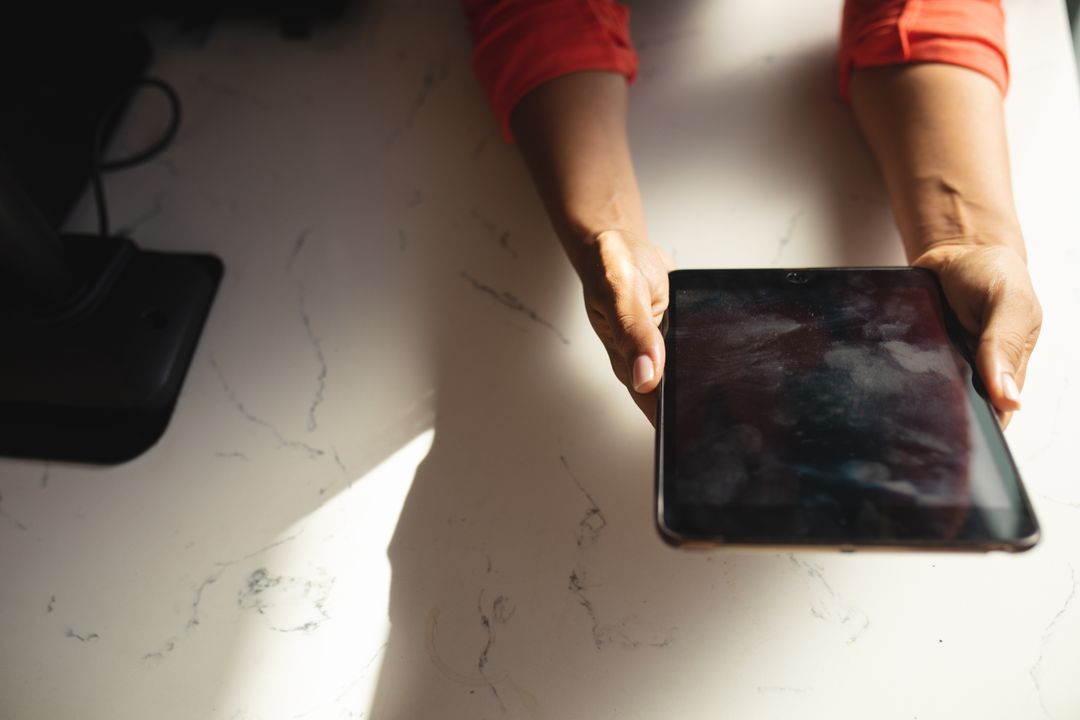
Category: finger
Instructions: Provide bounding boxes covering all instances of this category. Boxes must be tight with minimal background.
[608,274,667,395]
[974,284,1042,416]
[604,346,658,423]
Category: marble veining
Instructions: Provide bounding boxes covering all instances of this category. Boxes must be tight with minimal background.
[475,587,516,711]
[787,554,870,644]
[1,1,1077,718]
[560,453,607,548]
[1030,564,1077,716]
[0,490,27,532]
[210,355,326,459]
[65,629,101,643]
[296,286,328,433]
[117,191,166,237]
[143,532,302,664]
[194,72,314,110]
[237,566,333,633]
[771,210,803,266]
[470,207,519,259]
[460,271,570,345]
[285,226,315,272]
[568,567,677,651]
[386,56,451,146]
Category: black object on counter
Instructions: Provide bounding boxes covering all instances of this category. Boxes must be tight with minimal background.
[0,165,222,463]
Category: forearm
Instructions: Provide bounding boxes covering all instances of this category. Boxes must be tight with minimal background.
[510,71,648,276]
[852,62,1041,421]
[850,63,1026,264]
[510,70,669,414]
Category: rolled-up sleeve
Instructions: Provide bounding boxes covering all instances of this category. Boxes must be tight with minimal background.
[839,0,1009,99]
[462,0,639,142]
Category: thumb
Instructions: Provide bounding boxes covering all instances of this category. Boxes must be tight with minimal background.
[974,287,1041,416]
[611,283,666,395]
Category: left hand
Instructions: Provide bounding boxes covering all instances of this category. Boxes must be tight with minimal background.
[913,243,1042,427]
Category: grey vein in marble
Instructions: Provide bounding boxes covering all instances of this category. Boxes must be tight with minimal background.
[471,131,495,159]
[470,207,518,258]
[1030,563,1076,717]
[568,568,675,651]
[40,464,50,489]
[286,226,314,272]
[1038,493,1080,509]
[1024,378,1068,468]
[297,287,328,433]
[317,447,351,496]
[0,490,27,532]
[117,192,165,237]
[237,567,333,633]
[143,532,302,664]
[560,454,607,547]
[66,629,100,643]
[210,355,325,459]
[772,211,803,266]
[46,595,55,613]
[787,555,869,643]
[196,73,312,110]
[213,451,250,461]
[476,588,515,712]
[386,57,450,145]
[330,446,348,478]
[460,272,569,345]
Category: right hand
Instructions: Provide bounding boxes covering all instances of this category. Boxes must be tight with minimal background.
[578,229,674,423]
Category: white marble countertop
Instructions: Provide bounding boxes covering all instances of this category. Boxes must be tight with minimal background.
[2,1,1079,718]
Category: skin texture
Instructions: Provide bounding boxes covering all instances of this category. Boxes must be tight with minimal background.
[511,65,1040,427]
[511,72,671,419]
[850,63,1041,428]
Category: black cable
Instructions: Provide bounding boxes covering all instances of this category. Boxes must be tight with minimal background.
[89,77,182,237]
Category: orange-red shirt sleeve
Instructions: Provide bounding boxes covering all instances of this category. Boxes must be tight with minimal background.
[839,0,1009,99]
[462,0,638,142]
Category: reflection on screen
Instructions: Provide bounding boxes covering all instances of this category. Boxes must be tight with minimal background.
[667,270,1024,542]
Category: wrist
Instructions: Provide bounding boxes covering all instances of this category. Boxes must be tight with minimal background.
[561,225,650,280]
[911,238,1027,276]
[899,182,1026,265]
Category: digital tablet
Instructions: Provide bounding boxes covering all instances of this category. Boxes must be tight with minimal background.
[655,268,1039,551]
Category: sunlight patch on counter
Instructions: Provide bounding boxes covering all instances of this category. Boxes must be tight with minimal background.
[216,429,435,719]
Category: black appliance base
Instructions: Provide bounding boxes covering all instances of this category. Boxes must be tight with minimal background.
[0,234,222,463]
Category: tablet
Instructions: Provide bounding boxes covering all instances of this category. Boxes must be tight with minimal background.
[655,268,1039,551]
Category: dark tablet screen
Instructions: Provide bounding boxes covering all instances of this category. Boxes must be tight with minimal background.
[657,269,1038,549]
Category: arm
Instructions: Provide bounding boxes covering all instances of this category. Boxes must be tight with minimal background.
[511,72,672,419]
[850,64,1041,426]
[463,0,668,420]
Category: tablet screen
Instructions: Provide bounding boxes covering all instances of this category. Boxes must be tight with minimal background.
[658,269,1038,548]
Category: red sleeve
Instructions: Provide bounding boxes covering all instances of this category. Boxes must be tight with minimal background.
[462,0,638,142]
[839,0,1009,99]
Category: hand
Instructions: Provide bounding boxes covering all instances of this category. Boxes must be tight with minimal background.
[913,243,1042,427]
[578,229,674,423]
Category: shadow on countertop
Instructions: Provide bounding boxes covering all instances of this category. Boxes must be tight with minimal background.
[0,2,905,718]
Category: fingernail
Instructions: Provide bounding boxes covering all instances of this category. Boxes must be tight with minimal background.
[632,355,654,392]
[1001,371,1021,407]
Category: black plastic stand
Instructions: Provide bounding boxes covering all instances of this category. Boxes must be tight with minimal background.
[0,172,222,464]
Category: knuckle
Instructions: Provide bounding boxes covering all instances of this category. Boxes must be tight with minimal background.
[986,328,1032,364]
